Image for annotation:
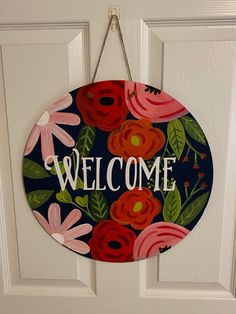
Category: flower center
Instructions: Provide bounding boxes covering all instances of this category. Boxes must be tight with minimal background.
[131,135,141,146]
[51,233,65,244]
[132,201,143,212]
[37,111,50,126]
[107,240,121,249]
[99,97,114,106]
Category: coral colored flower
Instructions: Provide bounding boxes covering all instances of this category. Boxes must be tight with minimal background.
[110,188,161,230]
[193,163,200,169]
[201,182,208,189]
[24,94,80,163]
[200,153,207,160]
[133,222,189,260]
[108,119,166,161]
[125,81,188,122]
[184,181,190,188]
[88,220,136,262]
[182,156,189,163]
[76,80,129,131]
[34,203,92,254]
[198,172,205,179]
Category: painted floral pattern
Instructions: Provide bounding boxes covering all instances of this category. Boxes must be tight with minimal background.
[76,80,129,131]
[23,80,213,263]
[34,203,92,254]
[89,220,136,262]
[24,94,80,163]
[133,222,189,260]
[125,81,188,122]
[108,119,166,161]
[110,188,161,230]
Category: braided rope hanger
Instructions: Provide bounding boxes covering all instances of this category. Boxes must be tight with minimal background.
[92,14,133,82]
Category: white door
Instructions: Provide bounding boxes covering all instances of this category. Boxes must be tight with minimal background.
[0,1,236,313]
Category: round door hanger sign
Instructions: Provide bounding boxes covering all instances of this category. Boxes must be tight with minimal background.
[23,80,213,262]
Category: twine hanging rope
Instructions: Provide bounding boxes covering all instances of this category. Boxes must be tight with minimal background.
[92,14,133,82]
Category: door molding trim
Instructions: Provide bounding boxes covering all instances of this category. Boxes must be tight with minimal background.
[0,22,89,30]
[144,18,236,27]
[0,17,236,30]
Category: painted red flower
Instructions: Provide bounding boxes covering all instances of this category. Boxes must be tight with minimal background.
[125,81,188,122]
[88,220,136,262]
[133,222,189,260]
[108,119,165,161]
[76,80,129,131]
[110,188,161,230]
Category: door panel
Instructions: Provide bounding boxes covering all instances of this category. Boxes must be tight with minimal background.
[140,21,236,295]
[0,25,96,295]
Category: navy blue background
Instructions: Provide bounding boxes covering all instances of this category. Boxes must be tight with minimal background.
[22,83,213,259]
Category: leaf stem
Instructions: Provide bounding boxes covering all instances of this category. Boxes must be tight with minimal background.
[190,177,200,196]
[179,177,201,213]
[161,139,169,160]
[186,146,190,156]
[185,187,189,199]
[167,148,172,156]
[192,187,204,195]
[70,201,96,222]
[86,204,94,221]
[159,188,166,203]
[186,138,201,156]
[72,153,76,173]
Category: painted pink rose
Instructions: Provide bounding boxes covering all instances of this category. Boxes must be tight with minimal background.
[133,222,189,260]
[125,81,188,122]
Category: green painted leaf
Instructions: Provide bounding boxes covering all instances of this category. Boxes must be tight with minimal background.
[176,192,209,226]
[90,190,108,221]
[180,116,207,146]
[56,189,72,203]
[163,186,181,222]
[23,158,50,179]
[50,161,65,176]
[76,125,96,158]
[167,119,186,160]
[76,176,84,190]
[75,195,88,207]
[27,190,54,209]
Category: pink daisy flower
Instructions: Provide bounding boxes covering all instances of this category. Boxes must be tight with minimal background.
[24,93,80,162]
[34,203,92,254]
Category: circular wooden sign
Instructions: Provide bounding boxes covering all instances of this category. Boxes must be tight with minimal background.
[23,80,213,262]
